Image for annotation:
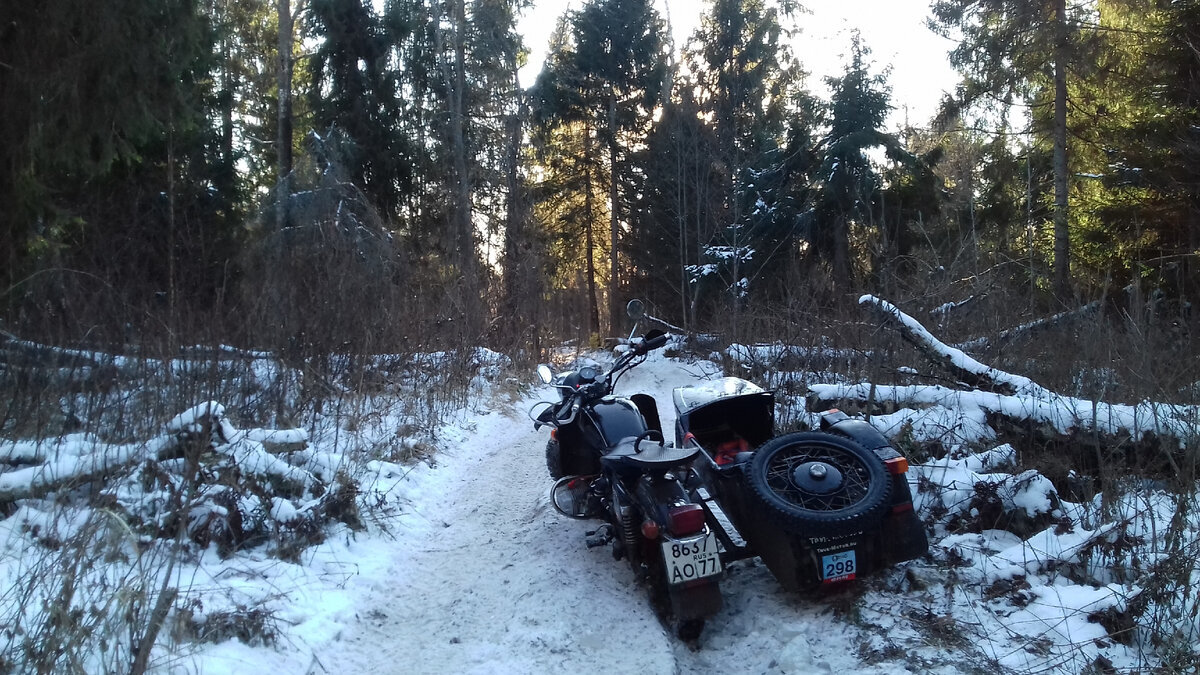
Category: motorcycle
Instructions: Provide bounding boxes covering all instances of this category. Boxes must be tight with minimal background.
[530,301,722,640]
[532,300,929,639]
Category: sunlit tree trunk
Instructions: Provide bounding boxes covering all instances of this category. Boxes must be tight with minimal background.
[584,121,601,338]
[448,0,481,328]
[608,92,620,333]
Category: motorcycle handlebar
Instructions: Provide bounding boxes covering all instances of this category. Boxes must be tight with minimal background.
[554,398,581,424]
[641,332,669,353]
[541,332,670,422]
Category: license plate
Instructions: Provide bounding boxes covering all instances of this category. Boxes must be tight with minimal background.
[821,550,857,583]
[662,532,722,585]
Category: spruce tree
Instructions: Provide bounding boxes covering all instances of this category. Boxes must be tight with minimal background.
[0,0,233,337]
[532,0,668,335]
[306,0,411,219]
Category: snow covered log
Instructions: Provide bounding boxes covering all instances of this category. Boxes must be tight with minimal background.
[859,295,1037,395]
[0,403,310,502]
[811,296,1200,453]
[808,381,1198,446]
[0,434,181,502]
[0,330,105,370]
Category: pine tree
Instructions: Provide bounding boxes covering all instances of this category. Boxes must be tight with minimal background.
[306,0,411,219]
[810,34,911,285]
[571,0,667,330]
[669,0,800,324]
[1084,0,1200,299]
[531,18,605,337]
[531,0,668,335]
[627,83,726,327]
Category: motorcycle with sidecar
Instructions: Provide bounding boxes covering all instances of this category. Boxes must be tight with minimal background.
[531,300,928,639]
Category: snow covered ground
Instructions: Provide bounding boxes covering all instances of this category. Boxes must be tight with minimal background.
[190,353,960,675]
[2,342,1194,673]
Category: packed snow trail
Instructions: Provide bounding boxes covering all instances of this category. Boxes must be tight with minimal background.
[195,353,960,674]
[320,401,681,674]
[310,355,944,675]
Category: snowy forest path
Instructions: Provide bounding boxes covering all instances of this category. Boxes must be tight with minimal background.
[320,395,679,674]
[315,355,925,674]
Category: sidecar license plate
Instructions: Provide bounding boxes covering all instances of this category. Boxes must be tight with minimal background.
[662,533,722,585]
[821,550,857,583]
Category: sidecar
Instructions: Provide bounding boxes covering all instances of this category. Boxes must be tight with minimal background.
[674,378,928,592]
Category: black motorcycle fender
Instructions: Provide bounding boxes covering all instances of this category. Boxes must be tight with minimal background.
[669,578,723,622]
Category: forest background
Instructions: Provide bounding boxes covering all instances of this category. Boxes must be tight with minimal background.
[2,0,1199,448]
[2,0,1197,361]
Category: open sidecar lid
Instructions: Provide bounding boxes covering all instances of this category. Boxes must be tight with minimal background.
[673,377,775,449]
[672,377,767,414]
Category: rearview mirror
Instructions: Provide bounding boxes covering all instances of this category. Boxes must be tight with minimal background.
[537,364,554,384]
[625,299,645,321]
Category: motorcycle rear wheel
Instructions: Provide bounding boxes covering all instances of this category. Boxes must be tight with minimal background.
[675,618,705,642]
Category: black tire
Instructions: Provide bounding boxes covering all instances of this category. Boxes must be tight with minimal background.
[675,619,704,642]
[546,439,563,479]
[745,431,891,537]
[646,557,709,642]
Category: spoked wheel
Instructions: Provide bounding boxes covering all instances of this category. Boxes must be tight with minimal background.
[745,432,891,537]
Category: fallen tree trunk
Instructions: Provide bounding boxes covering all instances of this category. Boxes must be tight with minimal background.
[0,403,310,502]
[953,301,1101,354]
[0,331,106,370]
[812,296,1199,454]
[0,434,189,502]
[859,295,1037,396]
[807,381,1196,446]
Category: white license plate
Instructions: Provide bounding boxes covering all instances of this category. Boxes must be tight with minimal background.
[821,550,857,582]
[662,532,722,585]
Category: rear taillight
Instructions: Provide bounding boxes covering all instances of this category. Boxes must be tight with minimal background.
[884,457,909,475]
[667,504,706,536]
[550,428,558,440]
[641,519,661,540]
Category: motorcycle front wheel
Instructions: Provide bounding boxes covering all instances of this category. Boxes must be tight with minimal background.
[545,439,563,479]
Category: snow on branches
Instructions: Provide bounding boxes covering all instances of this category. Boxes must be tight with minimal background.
[0,401,365,559]
[809,295,1200,449]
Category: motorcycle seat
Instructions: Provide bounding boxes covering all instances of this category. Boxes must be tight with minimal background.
[601,436,699,473]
